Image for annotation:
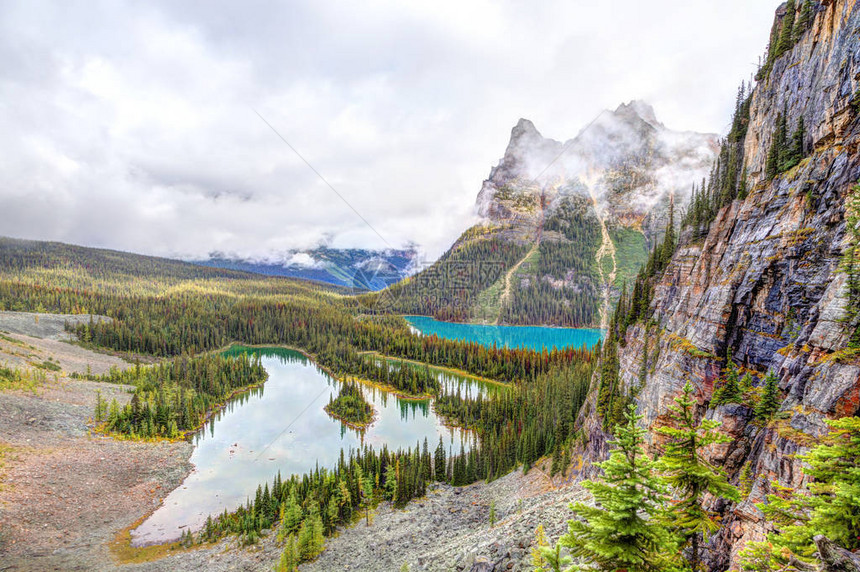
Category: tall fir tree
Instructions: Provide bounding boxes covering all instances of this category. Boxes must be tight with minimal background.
[555,404,680,571]
[741,417,860,568]
[754,371,781,422]
[656,381,740,570]
[712,349,742,405]
[435,437,446,482]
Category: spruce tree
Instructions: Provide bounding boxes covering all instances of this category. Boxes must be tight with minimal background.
[656,381,740,570]
[794,0,813,41]
[434,437,446,482]
[279,489,303,537]
[276,534,300,571]
[742,417,860,568]
[660,198,676,268]
[775,0,797,57]
[556,404,680,571]
[712,349,742,405]
[297,502,325,561]
[754,371,781,422]
[790,115,805,165]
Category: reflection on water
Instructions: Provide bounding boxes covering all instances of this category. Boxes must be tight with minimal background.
[372,356,508,398]
[131,346,474,546]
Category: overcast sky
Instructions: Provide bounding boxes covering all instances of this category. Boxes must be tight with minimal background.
[0,0,778,261]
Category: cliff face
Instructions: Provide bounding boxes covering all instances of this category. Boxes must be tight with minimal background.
[592,1,860,569]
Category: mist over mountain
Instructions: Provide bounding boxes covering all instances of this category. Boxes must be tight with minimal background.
[372,102,718,326]
[195,246,419,290]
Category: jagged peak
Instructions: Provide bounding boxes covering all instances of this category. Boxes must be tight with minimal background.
[510,118,542,141]
[613,100,663,129]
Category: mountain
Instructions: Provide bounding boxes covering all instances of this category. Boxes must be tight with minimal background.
[368,104,718,326]
[577,0,860,569]
[0,236,352,303]
[194,246,418,291]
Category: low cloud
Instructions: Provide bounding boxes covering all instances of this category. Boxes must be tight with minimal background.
[0,0,776,260]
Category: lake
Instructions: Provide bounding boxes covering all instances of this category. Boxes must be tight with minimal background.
[131,346,475,546]
[404,315,603,351]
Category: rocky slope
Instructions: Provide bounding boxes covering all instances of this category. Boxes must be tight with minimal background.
[378,106,717,327]
[580,1,860,569]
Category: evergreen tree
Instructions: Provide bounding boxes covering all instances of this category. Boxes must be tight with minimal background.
[638,333,649,389]
[712,349,742,405]
[794,0,814,41]
[742,417,860,567]
[754,371,781,422]
[790,115,805,166]
[739,371,754,392]
[297,502,325,561]
[276,534,300,572]
[766,114,785,180]
[434,437,446,482]
[775,0,797,57]
[656,381,740,570]
[555,404,680,571]
[660,198,676,267]
[737,165,748,201]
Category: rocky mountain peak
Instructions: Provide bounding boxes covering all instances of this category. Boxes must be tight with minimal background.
[478,105,717,243]
[511,117,541,140]
[613,100,663,129]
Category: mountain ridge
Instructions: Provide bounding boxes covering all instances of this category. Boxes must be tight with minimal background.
[373,102,718,326]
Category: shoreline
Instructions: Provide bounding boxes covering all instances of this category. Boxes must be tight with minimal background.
[323,401,378,431]
[362,351,511,389]
[403,314,605,332]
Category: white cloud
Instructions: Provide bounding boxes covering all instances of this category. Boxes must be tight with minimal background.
[0,0,778,260]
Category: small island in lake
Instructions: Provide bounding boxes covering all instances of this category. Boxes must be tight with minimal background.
[324,382,375,429]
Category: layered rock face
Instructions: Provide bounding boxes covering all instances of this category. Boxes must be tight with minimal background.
[591,1,860,569]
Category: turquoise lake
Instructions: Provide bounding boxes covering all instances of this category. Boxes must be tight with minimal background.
[130,347,478,546]
[404,316,603,351]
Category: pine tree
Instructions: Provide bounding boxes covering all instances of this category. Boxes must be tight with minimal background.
[434,437,446,482]
[739,371,754,392]
[794,0,814,41]
[712,349,742,405]
[754,371,781,422]
[555,404,680,571]
[737,165,748,200]
[766,114,785,180]
[297,502,324,561]
[743,417,860,567]
[638,333,649,389]
[656,381,740,570]
[776,0,797,57]
[276,534,300,571]
[661,197,676,268]
[279,489,303,537]
[790,115,806,165]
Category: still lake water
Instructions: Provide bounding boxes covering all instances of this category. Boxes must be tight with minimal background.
[131,346,479,546]
[405,315,603,351]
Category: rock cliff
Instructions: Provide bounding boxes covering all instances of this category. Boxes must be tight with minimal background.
[581,1,860,569]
